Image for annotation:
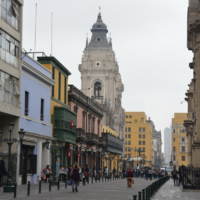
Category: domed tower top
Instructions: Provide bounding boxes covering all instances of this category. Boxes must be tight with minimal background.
[86,13,112,50]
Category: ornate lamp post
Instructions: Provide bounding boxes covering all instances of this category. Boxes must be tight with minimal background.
[0,122,25,192]
[45,134,65,185]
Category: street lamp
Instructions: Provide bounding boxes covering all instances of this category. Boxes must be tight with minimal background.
[0,122,25,192]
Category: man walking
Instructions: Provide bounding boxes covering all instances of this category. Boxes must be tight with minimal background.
[113,167,116,177]
[71,165,80,192]
[0,157,7,187]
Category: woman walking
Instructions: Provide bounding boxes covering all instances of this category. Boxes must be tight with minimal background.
[71,165,80,192]
[59,164,64,181]
[172,167,177,186]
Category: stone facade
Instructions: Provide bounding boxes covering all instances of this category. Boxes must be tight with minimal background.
[78,13,125,142]
[184,0,200,167]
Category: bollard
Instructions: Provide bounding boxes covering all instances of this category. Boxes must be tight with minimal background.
[39,180,41,193]
[113,174,114,181]
[88,175,89,184]
[13,182,17,198]
[92,176,93,184]
[102,175,103,182]
[148,186,150,199]
[58,179,60,190]
[27,181,30,196]
[95,177,97,183]
[146,187,148,200]
[133,195,137,200]
[142,189,145,200]
[49,180,51,191]
[105,176,106,182]
[138,191,141,200]
[65,178,67,189]
[99,176,100,183]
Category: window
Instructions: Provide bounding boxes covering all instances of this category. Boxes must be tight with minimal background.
[125,127,127,132]
[64,77,67,104]
[182,129,185,133]
[58,72,61,100]
[25,91,29,116]
[128,154,131,158]
[40,99,44,121]
[128,134,131,138]
[143,134,145,138]
[97,38,101,41]
[61,120,64,128]
[129,115,132,118]
[139,141,141,145]
[94,82,101,98]
[126,115,128,118]
[139,127,141,132]
[143,141,145,145]
[125,134,127,138]
[125,147,127,152]
[173,156,176,161]
[82,112,85,130]
[128,127,131,132]
[173,147,176,152]
[128,141,131,145]
[55,120,60,128]
[52,67,55,97]
[143,127,145,132]
[180,129,182,133]
[182,146,185,152]
[125,140,127,145]
[92,117,95,133]
[74,106,78,113]
[88,115,91,133]
[1,0,20,31]
[143,147,145,152]
[182,138,185,142]
[173,138,175,142]
[173,129,175,133]
[139,134,141,138]
[0,30,19,68]
[182,156,185,161]
[128,147,131,152]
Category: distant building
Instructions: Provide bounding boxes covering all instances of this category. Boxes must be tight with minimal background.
[164,127,171,165]
[172,113,187,167]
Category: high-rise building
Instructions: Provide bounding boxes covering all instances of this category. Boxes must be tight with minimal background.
[172,113,188,167]
[0,0,24,189]
[164,127,171,165]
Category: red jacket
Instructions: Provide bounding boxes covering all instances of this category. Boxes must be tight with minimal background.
[127,170,133,178]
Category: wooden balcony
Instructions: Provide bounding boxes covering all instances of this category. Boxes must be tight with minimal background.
[86,132,99,145]
[98,137,106,146]
[76,128,86,142]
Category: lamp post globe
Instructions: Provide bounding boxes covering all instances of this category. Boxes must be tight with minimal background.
[0,130,2,138]
[45,140,50,149]
[8,121,14,133]
[18,129,25,141]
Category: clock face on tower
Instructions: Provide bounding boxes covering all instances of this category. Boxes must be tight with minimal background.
[97,37,101,41]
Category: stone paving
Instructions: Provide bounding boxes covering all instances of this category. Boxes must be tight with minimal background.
[0,177,155,200]
[151,179,199,200]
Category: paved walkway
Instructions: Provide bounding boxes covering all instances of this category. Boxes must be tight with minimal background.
[151,179,199,200]
[0,177,156,200]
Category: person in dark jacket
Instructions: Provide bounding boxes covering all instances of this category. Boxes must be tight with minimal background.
[0,158,7,187]
[71,165,80,192]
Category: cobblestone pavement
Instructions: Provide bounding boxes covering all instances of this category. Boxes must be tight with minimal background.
[0,177,156,200]
[151,179,199,200]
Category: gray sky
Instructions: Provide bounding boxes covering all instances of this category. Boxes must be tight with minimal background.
[23,0,192,145]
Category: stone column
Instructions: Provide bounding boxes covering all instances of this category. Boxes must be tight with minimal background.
[37,140,43,182]
[187,132,192,166]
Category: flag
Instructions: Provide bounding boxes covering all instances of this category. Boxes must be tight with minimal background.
[78,151,80,158]
[68,149,71,158]
[70,119,73,129]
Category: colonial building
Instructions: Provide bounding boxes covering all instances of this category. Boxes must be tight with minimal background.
[125,112,153,168]
[78,12,125,141]
[0,0,24,185]
[19,53,55,185]
[37,56,77,169]
[172,113,188,167]
[68,84,104,174]
[184,0,200,167]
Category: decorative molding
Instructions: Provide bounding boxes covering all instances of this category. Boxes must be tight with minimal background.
[21,115,52,127]
[24,131,54,142]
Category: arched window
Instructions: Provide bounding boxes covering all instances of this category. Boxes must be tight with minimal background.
[94,82,102,97]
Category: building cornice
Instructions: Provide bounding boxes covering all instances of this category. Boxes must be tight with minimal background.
[22,60,56,86]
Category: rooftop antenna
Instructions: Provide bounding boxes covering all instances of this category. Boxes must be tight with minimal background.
[34,4,37,59]
[51,13,53,56]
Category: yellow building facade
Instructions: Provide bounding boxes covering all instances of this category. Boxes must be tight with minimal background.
[171,113,188,167]
[125,112,153,167]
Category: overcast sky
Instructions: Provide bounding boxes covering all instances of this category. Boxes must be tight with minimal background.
[23,0,192,148]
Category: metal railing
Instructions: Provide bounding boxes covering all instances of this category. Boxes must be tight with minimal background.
[182,165,200,190]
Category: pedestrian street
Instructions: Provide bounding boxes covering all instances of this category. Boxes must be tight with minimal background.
[0,177,156,200]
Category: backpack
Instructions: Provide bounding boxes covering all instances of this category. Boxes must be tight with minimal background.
[85,172,88,177]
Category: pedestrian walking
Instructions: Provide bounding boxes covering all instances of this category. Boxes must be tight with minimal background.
[148,168,153,180]
[171,167,177,186]
[59,164,64,181]
[99,167,102,178]
[125,169,133,188]
[71,165,80,192]
[93,165,96,177]
[113,167,116,176]
[81,164,84,182]
[83,169,88,186]
[145,169,148,180]
[0,157,7,187]
[63,165,68,182]
[43,165,51,183]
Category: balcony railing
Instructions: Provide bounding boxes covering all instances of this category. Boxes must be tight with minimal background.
[86,133,99,145]
[76,128,86,142]
[98,137,106,146]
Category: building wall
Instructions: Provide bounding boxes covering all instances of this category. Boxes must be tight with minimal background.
[171,113,188,167]
[125,112,152,167]
[164,127,171,165]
